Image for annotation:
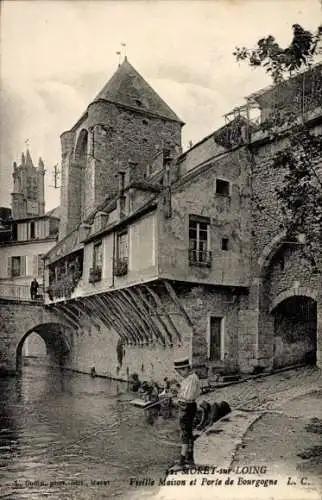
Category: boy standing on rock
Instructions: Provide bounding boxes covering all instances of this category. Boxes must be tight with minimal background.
[174,357,201,467]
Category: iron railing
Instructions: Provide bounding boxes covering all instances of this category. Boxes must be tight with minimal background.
[0,283,44,303]
[188,249,212,268]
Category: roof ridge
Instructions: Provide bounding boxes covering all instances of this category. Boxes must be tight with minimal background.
[92,58,183,124]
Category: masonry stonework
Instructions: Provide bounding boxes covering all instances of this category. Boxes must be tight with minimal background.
[246,117,322,371]
[4,62,319,382]
[0,301,72,374]
[59,60,183,239]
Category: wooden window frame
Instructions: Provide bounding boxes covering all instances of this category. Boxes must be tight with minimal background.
[207,315,225,361]
[188,215,212,267]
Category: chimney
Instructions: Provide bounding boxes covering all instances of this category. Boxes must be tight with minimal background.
[118,171,126,219]
[128,160,138,183]
[118,171,125,194]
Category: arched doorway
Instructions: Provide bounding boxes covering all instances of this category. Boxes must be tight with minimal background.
[16,323,71,373]
[271,295,317,369]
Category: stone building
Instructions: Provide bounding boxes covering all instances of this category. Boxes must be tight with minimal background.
[42,60,321,382]
[0,207,12,243]
[0,150,62,360]
[11,149,45,219]
[59,57,183,239]
[0,150,60,299]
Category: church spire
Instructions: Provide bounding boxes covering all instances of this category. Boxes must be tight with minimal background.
[25,148,34,168]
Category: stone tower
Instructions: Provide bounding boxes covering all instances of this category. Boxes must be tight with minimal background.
[11,150,45,219]
[59,57,184,239]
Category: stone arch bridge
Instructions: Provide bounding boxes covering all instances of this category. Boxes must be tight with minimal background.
[0,299,73,375]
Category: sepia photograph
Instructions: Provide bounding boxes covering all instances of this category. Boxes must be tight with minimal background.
[0,0,321,499]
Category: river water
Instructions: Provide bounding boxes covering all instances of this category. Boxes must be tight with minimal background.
[0,365,179,500]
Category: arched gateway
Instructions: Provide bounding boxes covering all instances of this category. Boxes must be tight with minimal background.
[271,294,317,368]
[256,232,321,370]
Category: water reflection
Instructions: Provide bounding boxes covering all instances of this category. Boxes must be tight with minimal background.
[0,365,179,499]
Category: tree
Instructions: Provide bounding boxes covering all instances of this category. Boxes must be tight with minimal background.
[234,25,322,273]
[234,24,322,84]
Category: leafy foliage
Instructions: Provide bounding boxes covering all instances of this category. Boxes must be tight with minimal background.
[272,124,322,272]
[234,24,322,83]
[234,25,322,272]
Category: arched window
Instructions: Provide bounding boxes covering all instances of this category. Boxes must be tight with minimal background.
[74,129,89,221]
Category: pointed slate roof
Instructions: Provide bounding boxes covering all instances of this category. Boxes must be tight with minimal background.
[93,58,183,123]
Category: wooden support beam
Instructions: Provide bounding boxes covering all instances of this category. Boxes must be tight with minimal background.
[105,293,144,345]
[117,289,154,344]
[72,300,102,331]
[68,302,85,323]
[98,294,139,344]
[59,303,81,324]
[112,292,148,344]
[84,295,128,343]
[136,286,176,344]
[143,284,182,341]
[162,280,193,328]
[98,293,138,344]
[126,287,169,345]
[82,296,105,325]
[84,296,117,335]
[50,305,78,330]
[54,304,80,330]
[125,287,165,344]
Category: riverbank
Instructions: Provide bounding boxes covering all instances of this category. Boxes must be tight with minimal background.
[136,366,322,500]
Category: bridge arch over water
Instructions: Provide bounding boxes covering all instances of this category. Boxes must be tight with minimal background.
[16,322,72,372]
[0,300,73,375]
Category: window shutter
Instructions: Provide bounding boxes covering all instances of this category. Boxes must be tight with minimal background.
[37,254,44,277]
[32,255,38,276]
[21,256,26,276]
[7,257,12,278]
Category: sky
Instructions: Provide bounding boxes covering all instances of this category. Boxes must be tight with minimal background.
[1,0,321,211]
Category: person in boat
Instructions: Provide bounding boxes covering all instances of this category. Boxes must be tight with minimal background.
[174,357,201,467]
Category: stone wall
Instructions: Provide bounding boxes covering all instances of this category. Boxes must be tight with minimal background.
[69,320,191,384]
[246,118,322,371]
[158,147,252,287]
[59,101,182,239]
[0,301,72,374]
[64,281,244,381]
[267,246,320,306]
